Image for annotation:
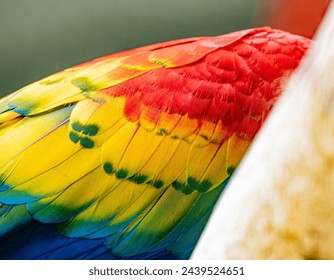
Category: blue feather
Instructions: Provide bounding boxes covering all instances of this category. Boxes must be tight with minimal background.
[0,221,179,260]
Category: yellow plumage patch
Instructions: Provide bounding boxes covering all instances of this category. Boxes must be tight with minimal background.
[108,186,200,255]
[0,107,73,180]
[186,138,229,192]
[58,178,164,237]
[69,96,128,148]
[0,28,289,259]
[28,167,114,222]
[225,133,251,170]
[8,79,85,115]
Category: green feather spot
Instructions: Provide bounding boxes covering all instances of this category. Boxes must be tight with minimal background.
[130,174,148,184]
[187,177,212,192]
[151,179,164,189]
[72,77,99,92]
[71,121,84,132]
[80,137,94,148]
[115,169,128,179]
[196,179,213,192]
[103,162,114,174]
[172,180,183,190]
[82,124,99,136]
[187,177,197,187]
[181,184,194,195]
[156,128,168,136]
[227,165,236,176]
[69,131,80,143]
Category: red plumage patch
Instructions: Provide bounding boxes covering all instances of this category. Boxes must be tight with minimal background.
[102,27,310,141]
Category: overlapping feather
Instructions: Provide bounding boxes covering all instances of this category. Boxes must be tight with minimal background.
[0,27,311,258]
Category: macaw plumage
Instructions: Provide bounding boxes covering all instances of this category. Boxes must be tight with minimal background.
[0,27,310,259]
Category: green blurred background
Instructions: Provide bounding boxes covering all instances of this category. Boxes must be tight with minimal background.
[0,0,260,97]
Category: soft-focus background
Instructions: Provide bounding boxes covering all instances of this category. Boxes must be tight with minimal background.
[0,0,260,97]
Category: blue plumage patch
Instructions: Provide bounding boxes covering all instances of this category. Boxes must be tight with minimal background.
[0,188,40,204]
[0,221,178,260]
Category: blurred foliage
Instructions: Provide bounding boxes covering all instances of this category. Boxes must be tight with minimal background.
[0,0,259,97]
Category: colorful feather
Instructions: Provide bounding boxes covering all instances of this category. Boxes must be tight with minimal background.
[0,27,310,259]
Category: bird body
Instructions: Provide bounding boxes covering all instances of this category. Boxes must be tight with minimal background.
[0,27,310,259]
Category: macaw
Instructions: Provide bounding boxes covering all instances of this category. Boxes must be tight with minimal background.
[0,27,310,260]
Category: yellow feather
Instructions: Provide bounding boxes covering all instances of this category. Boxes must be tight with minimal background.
[110,186,199,255]
[5,56,133,116]
[211,120,229,143]
[85,183,165,238]
[0,111,21,124]
[59,178,163,237]
[0,145,100,202]
[155,111,182,135]
[116,126,164,179]
[225,133,251,169]
[186,138,227,192]
[8,80,85,115]
[0,107,72,170]
[199,141,229,189]
[153,139,191,186]
[29,167,117,222]
[171,114,198,141]
[137,134,181,184]
[101,121,138,178]
[68,96,128,148]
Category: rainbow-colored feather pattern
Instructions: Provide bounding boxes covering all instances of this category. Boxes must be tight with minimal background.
[0,27,310,259]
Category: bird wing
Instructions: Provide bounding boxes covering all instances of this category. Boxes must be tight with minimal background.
[0,27,310,258]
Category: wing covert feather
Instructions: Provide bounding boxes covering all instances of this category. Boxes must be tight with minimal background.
[0,27,311,258]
